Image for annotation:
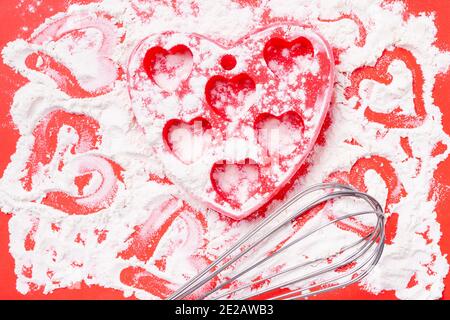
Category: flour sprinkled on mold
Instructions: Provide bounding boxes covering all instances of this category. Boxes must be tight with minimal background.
[1,0,449,299]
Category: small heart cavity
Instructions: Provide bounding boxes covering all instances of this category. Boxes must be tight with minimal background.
[144,44,193,92]
[210,159,261,209]
[163,117,212,164]
[255,111,304,163]
[263,37,314,76]
[205,73,256,119]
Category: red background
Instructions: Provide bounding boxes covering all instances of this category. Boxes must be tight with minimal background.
[0,0,449,300]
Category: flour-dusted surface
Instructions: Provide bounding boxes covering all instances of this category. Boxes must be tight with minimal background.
[0,0,449,299]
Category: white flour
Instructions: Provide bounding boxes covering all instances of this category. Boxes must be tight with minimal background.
[1,0,449,299]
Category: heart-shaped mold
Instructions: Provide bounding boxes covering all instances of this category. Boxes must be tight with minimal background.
[128,25,334,220]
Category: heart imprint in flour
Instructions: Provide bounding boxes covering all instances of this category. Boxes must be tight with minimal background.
[128,24,334,219]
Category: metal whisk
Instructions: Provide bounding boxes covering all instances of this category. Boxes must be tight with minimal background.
[168,183,385,300]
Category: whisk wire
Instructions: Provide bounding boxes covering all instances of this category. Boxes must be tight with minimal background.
[168,183,385,300]
[274,221,384,300]
[209,211,381,300]
[169,183,346,299]
[263,218,384,300]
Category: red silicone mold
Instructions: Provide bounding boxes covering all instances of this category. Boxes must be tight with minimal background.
[127,24,335,220]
